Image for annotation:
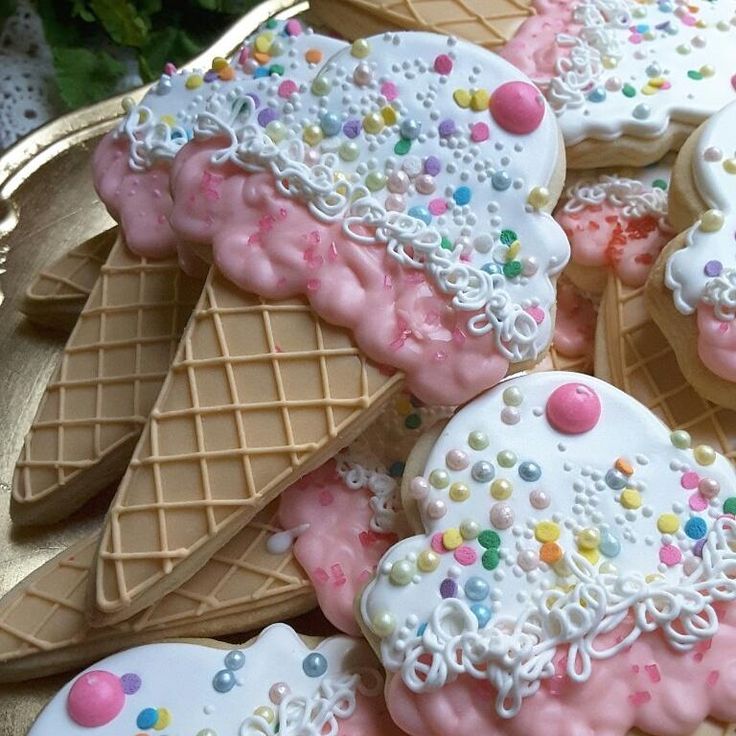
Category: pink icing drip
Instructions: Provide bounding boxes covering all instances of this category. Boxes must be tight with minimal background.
[553,280,596,358]
[278,461,397,636]
[498,0,578,85]
[555,203,671,288]
[386,607,736,736]
[696,304,736,382]
[169,140,511,406]
[92,133,178,258]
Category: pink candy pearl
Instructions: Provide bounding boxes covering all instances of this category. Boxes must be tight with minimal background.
[353,63,373,86]
[445,449,469,471]
[529,489,550,510]
[698,477,720,498]
[269,682,290,704]
[415,174,436,194]
[387,170,409,193]
[489,81,545,134]
[490,502,514,529]
[426,499,447,519]
[517,550,539,571]
[304,149,320,166]
[545,383,601,435]
[410,476,429,499]
[385,194,405,211]
[67,671,125,727]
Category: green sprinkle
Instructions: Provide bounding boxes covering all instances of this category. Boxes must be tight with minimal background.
[652,178,667,190]
[687,70,703,80]
[394,138,411,155]
[478,529,501,549]
[724,497,736,515]
[404,414,421,430]
[500,229,517,246]
[265,18,278,28]
[482,549,500,570]
[503,261,522,278]
[440,237,453,250]
[269,64,285,76]
[622,83,636,98]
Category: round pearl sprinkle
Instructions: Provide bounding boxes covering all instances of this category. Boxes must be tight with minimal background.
[527,186,550,210]
[468,431,489,450]
[353,62,372,86]
[698,477,720,498]
[471,461,495,483]
[450,483,470,502]
[529,489,550,510]
[426,499,447,519]
[446,449,469,471]
[489,81,545,134]
[491,479,513,500]
[501,406,520,425]
[351,38,370,58]
[605,469,627,490]
[670,430,691,449]
[418,549,440,572]
[387,170,409,193]
[518,461,541,482]
[465,576,490,601]
[269,682,290,704]
[400,118,422,139]
[429,469,449,488]
[497,450,517,468]
[302,652,328,678]
[224,650,245,671]
[545,383,602,434]
[409,476,429,500]
[213,669,236,693]
[67,671,125,727]
[254,706,275,724]
[471,604,492,628]
[389,559,415,585]
[460,519,480,539]
[371,611,396,636]
[517,550,539,572]
[700,209,725,233]
[577,527,600,550]
[490,502,514,529]
[599,531,621,558]
[694,444,716,466]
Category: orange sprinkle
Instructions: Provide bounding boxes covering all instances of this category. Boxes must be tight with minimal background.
[305,48,323,64]
[218,66,236,81]
[615,457,633,476]
[540,542,563,564]
[254,51,271,64]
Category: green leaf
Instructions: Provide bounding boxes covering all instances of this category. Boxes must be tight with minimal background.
[137,26,200,82]
[89,0,149,47]
[36,0,87,47]
[70,0,95,22]
[52,46,126,109]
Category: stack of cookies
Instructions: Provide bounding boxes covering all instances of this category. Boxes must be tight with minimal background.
[5,4,736,735]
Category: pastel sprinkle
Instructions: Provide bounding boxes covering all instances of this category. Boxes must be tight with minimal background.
[434,54,453,75]
[659,544,682,566]
[454,545,477,565]
[681,471,699,489]
[470,122,490,142]
[689,493,708,512]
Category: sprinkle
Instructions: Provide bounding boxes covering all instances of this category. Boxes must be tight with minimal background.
[540,542,563,564]
[659,544,682,566]
[685,517,707,539]
[657,513,680,534]
[185,74,203,89]
[694,444,716,465]
[278,80,298,98]
[723,497,736,515]
[482,549,500,570]
[424,155,442,176]
[478,529,501,549]
[620,488,642,509]
[418,549,440,572]
[470,89,490,111]
[381,105,397,125]
[615,458,634,475]
[704,260,723,277]
[470,122,490,142]
[689,493,708,512]
[442,528,463,550]
[535,521,560,543]
[453,89,471,108]
[351,38,371,58]
[434,54,453,75]
[305,49,323,64]
[681,471,699,489]
[438,119,457,137]
[428,199,447,216]
[440,578,458,598]
[454,545,477,565]
[453,186,471,206]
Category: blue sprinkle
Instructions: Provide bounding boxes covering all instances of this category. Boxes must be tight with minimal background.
[685,517,707,539]
[303,652,328,678]
[453,186,471,206]
[224,650,245,671]
[587,87,606,103]
[464,576,490,601]
[605,469,627,490]
[408,206,431,225]
[599,531,621,558]
[491,170,511,191]
[213,669,236,693]
[320,112,341,136]
[417,622,427,636]
[137,708,158,730]
[518,461,542,482]
[481,263,502,275]
[254,67,269,78]
[471,604,492,628]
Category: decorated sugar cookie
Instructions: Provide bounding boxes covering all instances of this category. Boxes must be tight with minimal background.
[170,31,570,406]
[359,371,736,736]
[93,19,345,257]
[503,0,736,167]
[555,159,674,294]
[647,99,736,411]
[548,277,596,365]
[276,392,453,635]
[27,624,401,736]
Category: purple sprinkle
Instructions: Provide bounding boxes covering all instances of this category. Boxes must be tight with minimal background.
[424,155,441,176]
[343,119,360,138]
[438,119,456,138]
[204,70,219,83]
[257,108,278,127]
[246,92,260,109]
[121,673,141,695]
[704,260,723,277]
[693,539,706,557]
[439,578,457,599]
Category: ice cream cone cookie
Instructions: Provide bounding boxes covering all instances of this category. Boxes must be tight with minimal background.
[501,0,736,168]
[555,159,674,295]
[170,31,569,406]
[0,502,314,683]
[596,275,736,462]
[277,392,453,636]
[26,624,402,736]
[20,228,116,331]
[359,371,736,736]
[646,100,736,411]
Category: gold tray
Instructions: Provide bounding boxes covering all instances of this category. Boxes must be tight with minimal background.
[0,1,329,731]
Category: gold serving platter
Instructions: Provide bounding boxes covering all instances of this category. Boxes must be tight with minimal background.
[0,1,328,731]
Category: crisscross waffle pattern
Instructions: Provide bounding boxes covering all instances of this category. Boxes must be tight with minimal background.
[12,236,204,524]
[20,228,115,330]
[0,502,313,682]
[93,268,404,621]
[601,276,736,460]
[537,345,593,374]
[315,0,535,48]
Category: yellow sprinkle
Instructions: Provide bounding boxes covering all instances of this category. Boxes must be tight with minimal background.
[535,521,560,543]
[694,444,716,465]
[363,112,383,134]
[395,396,413,416]
[453,89,471,108]
[418,549,439,572]
[449,483,470,502]
[185,74,203,90]
[254,706,275,724]
[211,56,228,71]
[602,56,618,69]
[724,159,736,175]
[381,105,397,125]
[646,573,664,583]
[154,708,171,731]
[443,528,463,550]
[648,77,666,88]
[351,38,371,58]
[159,114,176,127]
[254,33,273,53]
[641,85,657,96]
[506,241,521,261]
[620,488,641,509]
[577,527,600,550]
[579,547,600,565]
[657,513,680,534]
[491,479,512,500]
[527,186,550,210]
[470,89,490,111]
[302,124,323,146]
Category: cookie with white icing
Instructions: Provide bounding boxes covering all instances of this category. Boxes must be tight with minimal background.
[646,99,736,411]
[359,371,736,736]
[555,159,674,295]
[502,0,736,168]
[26,624,401,736]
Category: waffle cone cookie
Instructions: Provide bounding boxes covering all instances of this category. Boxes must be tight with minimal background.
[597,275,736,461]
[645,101,736,412]
[88,266,404,625]
[20,228,116,331]
[0,500,315,683]
[11,236,204,526]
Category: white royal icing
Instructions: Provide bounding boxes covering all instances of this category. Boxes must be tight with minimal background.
[666,99,736,317]
[360,372,736,718]
[193,32,570,363]
[546,0,736,145]
[29,624,383,736]
[117,21,346,171]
